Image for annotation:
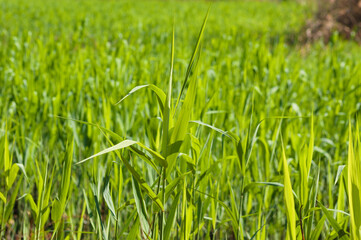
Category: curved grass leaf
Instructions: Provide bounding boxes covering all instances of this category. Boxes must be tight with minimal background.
[115,84,166,112]
[77,139,167,167]
[190,120,235,141]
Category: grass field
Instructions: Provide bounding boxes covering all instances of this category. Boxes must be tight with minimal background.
[1,0,361,239]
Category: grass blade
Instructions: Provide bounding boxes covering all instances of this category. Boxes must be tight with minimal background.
[318,201,348,239]
[175,6,210,110]
[77,139,167,167]
[132,175,151,237]
[347,120,361,240]
[281,141,297,240]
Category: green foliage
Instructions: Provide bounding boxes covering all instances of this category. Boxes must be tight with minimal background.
[347,121,361,240]
[1,0,361,239]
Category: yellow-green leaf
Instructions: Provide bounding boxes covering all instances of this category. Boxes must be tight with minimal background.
[348,121,361,240]
[282,142,296,240]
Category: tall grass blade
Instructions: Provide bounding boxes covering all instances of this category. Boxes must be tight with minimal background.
[132,175,151,237]
[175,6,210,110]
[164,191,181,240]
[347,120,361,240]
[281,141,297,240]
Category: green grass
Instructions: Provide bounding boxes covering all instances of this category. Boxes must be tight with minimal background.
[1,0,361,239]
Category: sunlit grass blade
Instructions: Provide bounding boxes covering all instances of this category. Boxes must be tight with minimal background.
[103,183,116,219]
[77,139,167,167]
[347,119,361,240]
[115,84,166,113]
[161,24,175,157]
[281,141,297,240]
[189,120,235,140]
[175,6,210,110]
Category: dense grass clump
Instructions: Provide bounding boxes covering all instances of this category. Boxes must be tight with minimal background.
[1,0,361,239]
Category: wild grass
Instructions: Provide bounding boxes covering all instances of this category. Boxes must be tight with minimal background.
[1,0,361,239]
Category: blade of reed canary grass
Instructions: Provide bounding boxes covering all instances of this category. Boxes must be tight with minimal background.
[126,216,140,240]
[250,223,266,240]
[318,201,348,239]
[310,215,326,240]
[164,191,181,240]
[3,123,9,187]
[158,24,175,240]
[115,84,166,113]
[245,119,265,170]
[281,139,297,240]
[307,113,314,176]
[161,24,174,158]
[184,203,193,240]
[83,189,96,232]
[336,167,346,224]
[26,194,38,216]
[347,119,361,240]
[77,200,87,240]
[103,183,117,219]
[51,139,74,238]
[94,193,108,240]
[4,176,22,230]
[189,120,235,140]
[77,139,167,167]
[132,175,151,237]
[8,164,19,189]
[305,163,320,239]
[167,68,198,172]
[174,6,210,110]
[166,13,208,175]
